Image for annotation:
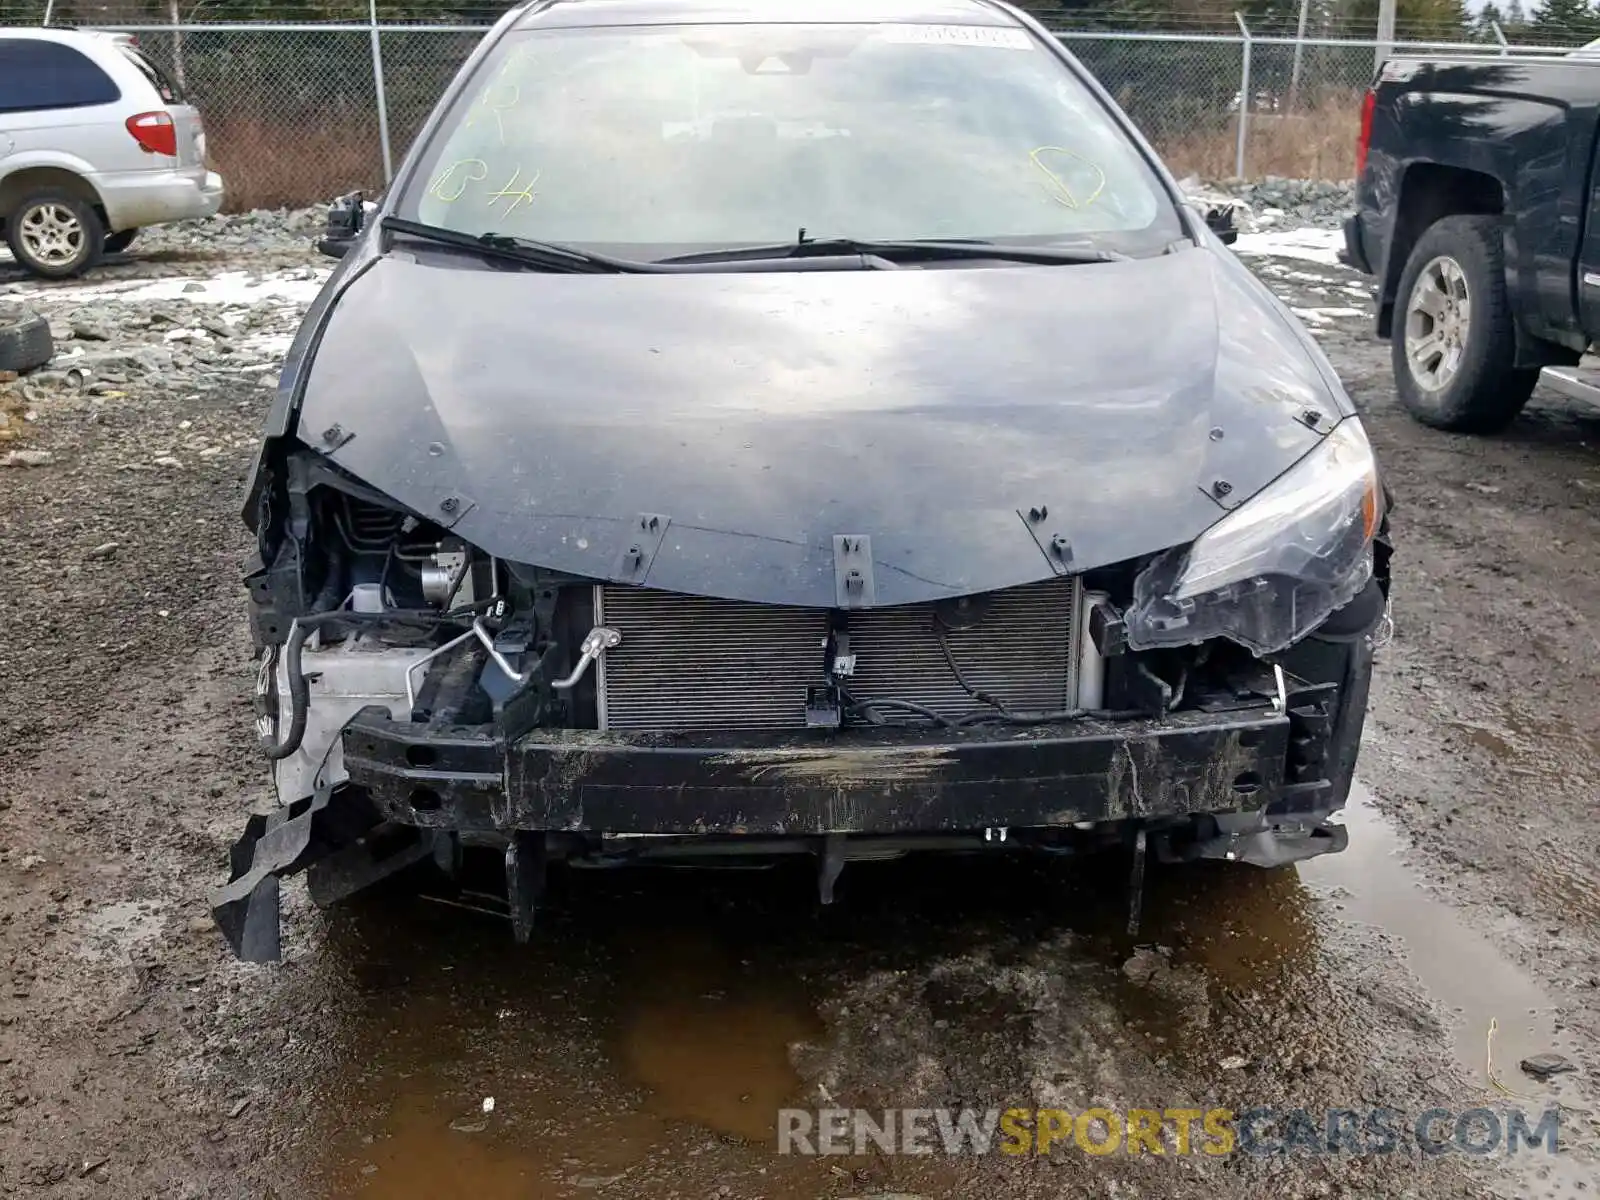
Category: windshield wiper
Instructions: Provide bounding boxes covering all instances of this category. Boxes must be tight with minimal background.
[655,236,1130,267]
[382,216,644,274]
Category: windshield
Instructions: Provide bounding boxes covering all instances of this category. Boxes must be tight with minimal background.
[396,21,1183,260]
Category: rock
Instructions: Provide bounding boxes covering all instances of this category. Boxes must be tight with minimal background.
[71,319,112,341]
[1,449,52,467]
[1219,1055,1249,1070]
[86,542,119,560]
[1519,1053,1576,1079]
[1122,948,1164,985]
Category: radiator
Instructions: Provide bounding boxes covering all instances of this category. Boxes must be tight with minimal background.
[595,577,1082,732]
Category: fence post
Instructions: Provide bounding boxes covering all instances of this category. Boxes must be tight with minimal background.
[369,0,395,185]
[41,0,52,24]
[168,0,187,91]
[1234,13,1252,179]
[1490,19,1510,55]
[1288,0,1310,110]
[1375,0,1396,73]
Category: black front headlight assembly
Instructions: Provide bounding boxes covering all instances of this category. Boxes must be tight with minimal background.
[1126,418,1384,656]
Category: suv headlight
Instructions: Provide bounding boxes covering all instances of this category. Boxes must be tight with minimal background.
[1126,418,1384,655]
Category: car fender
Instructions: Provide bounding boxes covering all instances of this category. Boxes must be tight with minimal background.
[0,149,108,207]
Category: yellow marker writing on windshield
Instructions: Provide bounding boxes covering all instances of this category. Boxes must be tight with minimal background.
[465,82,521,146]
[498,44,527,78]
[487,166,540,215]
[429,158,489,203]
[1029,146,1106,210]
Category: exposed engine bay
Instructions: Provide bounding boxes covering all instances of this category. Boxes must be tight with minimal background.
[215,449,1392,962]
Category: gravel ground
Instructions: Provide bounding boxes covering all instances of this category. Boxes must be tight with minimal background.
[0,209,1598,1200]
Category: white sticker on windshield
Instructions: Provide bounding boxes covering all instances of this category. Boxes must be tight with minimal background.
[879,23,1035,50]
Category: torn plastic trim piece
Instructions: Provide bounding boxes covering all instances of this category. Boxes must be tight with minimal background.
[212,790,439,961]
[1165,807,1350,868]
[212,792,326,962]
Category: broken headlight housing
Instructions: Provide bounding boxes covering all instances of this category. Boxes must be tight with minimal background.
[1126,418,1383,656]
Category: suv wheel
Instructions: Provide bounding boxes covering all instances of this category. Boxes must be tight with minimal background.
[1392,214,1539,433]
[5,190,105,280]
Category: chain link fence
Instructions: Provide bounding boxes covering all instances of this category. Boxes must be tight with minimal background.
[14,15,1585,210]
[1055,29,1559,184]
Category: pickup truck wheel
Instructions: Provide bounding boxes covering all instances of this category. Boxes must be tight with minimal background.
[1392,214,1538,433]
[4,189,105,280]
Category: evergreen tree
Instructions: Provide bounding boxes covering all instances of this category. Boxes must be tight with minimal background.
[1474,1,1506,40]
[1530,0,1600,45]
[1347,0,1473,38]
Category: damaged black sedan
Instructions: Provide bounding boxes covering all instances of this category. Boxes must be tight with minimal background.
[216,0,1393,960]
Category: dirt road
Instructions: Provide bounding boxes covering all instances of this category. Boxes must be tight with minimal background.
[1,238,1597,1199]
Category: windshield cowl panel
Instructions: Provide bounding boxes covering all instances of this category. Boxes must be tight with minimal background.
[394,20,1184,262]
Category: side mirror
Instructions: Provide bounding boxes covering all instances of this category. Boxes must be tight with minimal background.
[317,190,365,259]
[1203,204,1239,246]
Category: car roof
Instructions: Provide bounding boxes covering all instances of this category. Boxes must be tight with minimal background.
[0,26,134,45]
[514,0,1021,30]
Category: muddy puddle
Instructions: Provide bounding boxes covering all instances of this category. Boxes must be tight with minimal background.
[302,783,1589,1199]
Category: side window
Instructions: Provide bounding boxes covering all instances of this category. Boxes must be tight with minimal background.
[0,40,122,115]
[120,46,184,105]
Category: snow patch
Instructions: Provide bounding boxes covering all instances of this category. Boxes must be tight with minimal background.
[1233,227,1346,266]
[7,268,330,306]
[1291,305,1367,325]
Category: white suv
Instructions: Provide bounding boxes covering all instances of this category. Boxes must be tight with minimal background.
[0,27,225,278]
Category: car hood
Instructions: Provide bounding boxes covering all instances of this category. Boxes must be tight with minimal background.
[293,246,1337,608]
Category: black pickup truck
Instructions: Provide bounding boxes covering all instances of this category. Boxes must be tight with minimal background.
[1343,54,1600,432]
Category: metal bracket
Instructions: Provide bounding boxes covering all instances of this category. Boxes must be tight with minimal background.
[833,535,876,608]
[827,623,856,678]
[805,685,842,729]
[818,834,845,905]
[1127,827,1148,936]
[1017,506,1073,575]
[316,422,356,453]
[505,831,547,945]
[433,491,477,530]
[613,513,671,584]
[1199,477,1242,511]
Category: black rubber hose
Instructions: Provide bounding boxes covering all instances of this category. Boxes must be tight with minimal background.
[258,605,494,762]
[955,707,1149,727]
[847,697,956,728]
[261,618,311,761]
